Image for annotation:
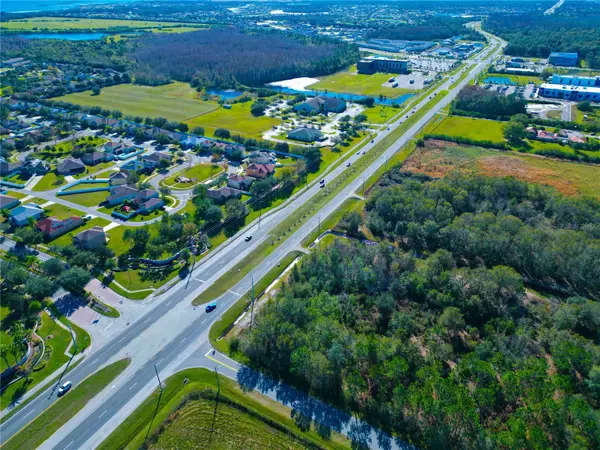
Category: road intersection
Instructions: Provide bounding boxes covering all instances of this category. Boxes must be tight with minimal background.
[1,33,504,450]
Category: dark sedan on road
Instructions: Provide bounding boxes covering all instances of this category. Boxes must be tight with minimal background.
[206,302,217,313]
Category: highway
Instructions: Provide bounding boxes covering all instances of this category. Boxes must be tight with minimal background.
[0,33,504,449]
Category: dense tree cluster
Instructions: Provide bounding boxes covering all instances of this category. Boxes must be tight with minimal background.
[451,85,526,119]
[240,172,600,449]
[366,170,600,299]
[367,16,481,41]
[484,13,600,68]
[131,29,359,88]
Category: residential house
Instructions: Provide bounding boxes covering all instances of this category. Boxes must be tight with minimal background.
[9,203,44,227]
[247,151,274,165]
[246,163,275,179]
[206,187,243,204]
[106,185,160,206]
[294,96,346,115]
[81,151,108,166]
[287,127,324,143]
[0,157,22,177]
[140,151,172,169]
[73,226,107,250]
[0,194,20,210]
[20,159,49,176]
[227,174,254,191]
[109,171,128,186]
[36,216,83,240]
[136,197,164,214]
[56,157,85,175]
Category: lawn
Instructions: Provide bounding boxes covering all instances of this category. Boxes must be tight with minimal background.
[483,74,542,85]
[1,17,198,32]
[44,202,86,219]
[2,172,31,184]
[160,163,223,189]
[32,172,66,191]
[185,102,279,139]
[4,190,28,199]
[63,181,110,192]
[58,190,109,207]
[572,104,600,126]
[362,105,398,124]
[310,65,412,98]
[98,368,350,450]
[113,266,182,291]
[0,312,71,410]
[404,142,600,199]
[430,115,505,142]
[56,82,218,123]
[2,359,130,450]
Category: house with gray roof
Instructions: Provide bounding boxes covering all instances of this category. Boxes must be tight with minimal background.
[294,96,346,115]
[287,127,324,143]
[73,226,106,249]
[56,157,85,175]
[0,194,20,210]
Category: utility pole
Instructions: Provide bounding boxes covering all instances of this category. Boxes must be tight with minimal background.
[318,216,321,235]
[154,364,163,392]
[214,367,220,394]
[250,275,255,329]
[362,178,365,196]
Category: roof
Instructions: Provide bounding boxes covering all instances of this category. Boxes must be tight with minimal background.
[540,83,600,94]
[247,163,275,174]
[0,194,19,209]
[82,151,105,161]
[36,216,81,235]
[207,186,242,199]
[140,197,163,209]
[56,157,84,172]
[228,174,251,182]
[109,171,128,180]
[143,151,171,162]
[9,203,43,223]
[75,225,106,242]
[550,52,578,58]
[287,127,323,141]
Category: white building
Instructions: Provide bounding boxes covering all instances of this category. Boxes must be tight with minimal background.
[538,83,600,102]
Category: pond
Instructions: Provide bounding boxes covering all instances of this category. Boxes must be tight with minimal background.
[206,88,245,100]
[483,76,516,85]
[18,33,109,41]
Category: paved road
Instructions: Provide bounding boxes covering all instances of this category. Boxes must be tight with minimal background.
[1,34,504,449]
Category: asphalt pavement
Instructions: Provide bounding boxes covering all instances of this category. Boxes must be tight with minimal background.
[1,35,504,449]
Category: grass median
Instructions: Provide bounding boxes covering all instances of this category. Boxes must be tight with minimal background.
[2,358,130,450]
[97,368,350,450]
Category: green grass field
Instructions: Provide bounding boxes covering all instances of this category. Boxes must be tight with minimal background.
[160,163,223,189]
[404,142,600,199]
[32,172,66,191]
[58,190,108,207]
[44,202,86,219]
[310,65,412,98]
[98,368,350,450]
[572,104,600,126]
[2,359,130,450]
[430,115,505,142]
[49,217,110,247]
[1,17,199,32]
[186,102,279,138]
[57,82,218,123]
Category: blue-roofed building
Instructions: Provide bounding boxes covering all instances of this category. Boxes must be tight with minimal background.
[9,203,44,227]
[548,52,578,67]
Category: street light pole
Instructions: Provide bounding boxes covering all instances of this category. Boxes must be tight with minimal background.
[250,274,255,329]
[154,364,163,392]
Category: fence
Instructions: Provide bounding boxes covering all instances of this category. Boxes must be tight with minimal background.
[57,178,111,196]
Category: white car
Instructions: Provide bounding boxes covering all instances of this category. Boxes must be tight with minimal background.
[58,381,72,396]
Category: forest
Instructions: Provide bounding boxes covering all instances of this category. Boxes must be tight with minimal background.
[240,170,600,449]
[131,29,359,87]
[484,12,600,68]
[367,16,481,42]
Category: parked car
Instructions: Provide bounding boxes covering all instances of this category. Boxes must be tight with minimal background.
[206,302,217,313]
[58,381,72,396]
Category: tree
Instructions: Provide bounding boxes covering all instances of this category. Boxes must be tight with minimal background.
[338,211,362,236]
[251,101,268,117]
[204,205,223,225]
[191,126,205,136]
[577,101,592,112]
[92,86,101,96]
[14,227,42,246]
[42,258,65,277]
[59,267,92,294]
[155,134,170,146]
[214,128,231,139]
[438,307,466,336]
[25,277,53,299]
[0,343,11,368]
[503,120,526,143]
[9,323,28,363]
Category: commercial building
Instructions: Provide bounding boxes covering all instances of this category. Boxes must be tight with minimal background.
[357,57,409,75]
[538,83,600,102]
[548,52,578,67]
[550,74,600,87]
[294,96,346,114]
[287,127,324,143]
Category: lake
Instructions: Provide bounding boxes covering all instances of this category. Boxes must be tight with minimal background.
[18,33,109,41]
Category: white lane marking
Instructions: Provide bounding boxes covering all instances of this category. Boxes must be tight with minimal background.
[23,410,34,418]
[156,358,164,366]
[129,382,138,390]
[91,358,99,365]
[99,410,108,419]
[64,441,74,450]
[104,321,114,331]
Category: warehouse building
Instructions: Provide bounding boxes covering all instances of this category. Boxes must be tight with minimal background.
[548,52,578,67]
[357,57,409,75]
[550,74,600,87]
[538,83,600,101]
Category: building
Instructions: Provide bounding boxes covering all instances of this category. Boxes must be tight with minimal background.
[206,186,243,204]
[227,174,254,191]
[35,216,83,239]
[357,57,409,75]
[20,159,49,176]
[9,203,44,227]
[109,171,128,186]
[56,158,85,175]
[137,197,164,214]
[538,83,600,102]
[81,151,108,166]
[294,96,346,115]
[287,127,324,143]
[550,74,600,87]
[247,151,274,165]
[246,163,275,179]
[106,185,159,206]
[140,151,172,169]
[0,194,20,210]
[0,158,22,177]
[548,52,578,67]
[73,226,107,249]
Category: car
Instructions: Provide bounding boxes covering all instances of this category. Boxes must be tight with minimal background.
[206,302,217,313]
[320,179,325,184]
[58,381,72,396]
[82,214,93,221]
[346,162,351,167]
[245,235,252,242]
[371,140,374,143]
[320,183,325,188]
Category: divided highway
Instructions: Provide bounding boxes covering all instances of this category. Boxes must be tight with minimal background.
[0,33,504,450]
